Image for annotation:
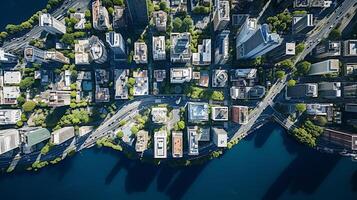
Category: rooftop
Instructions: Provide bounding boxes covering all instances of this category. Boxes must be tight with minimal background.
[188,102,209,122]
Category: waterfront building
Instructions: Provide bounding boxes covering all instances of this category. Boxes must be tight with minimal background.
[192,39,211,65]
[51,127,75,145]
[24,46,70,64]
[318,82,341,99]
[154,131,167,158]
[106,31,126,61]
[153,36,166,61]
[92,0,111,31]
[286,83,318,99]
[133,42,148,64]
[151,107,168,124]
[211,106,229,121]
[0,129,20,155]
[188,102,209,123]
[114,69,129,100]
[212,69,228,88]
[135,130,149,153]
[20,128,50,153]
[0,109,21,125]
[292,13,314,34]
[39,13,66,34]
[170,67,192,83]
[172,131,183,158]
[78,126,93,137]
[236,24,282,60]
[214,30,230,64]
[231,106,249,125]
[322,128,357,151]
[153,11,167,32]
[308,59,339,76]
[170,32,191,63]
[212,0,230,31]
[0,48,18,64]
[187,127,199,156]
[125,0,149,28]
[212,127,227,148]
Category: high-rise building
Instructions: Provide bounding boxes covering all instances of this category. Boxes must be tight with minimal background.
[88,36,107,64]
[192,39,211,65]
[0,48,18,64]
[236,24,282,60]
[292,13,314,34]
[213,0,230,31]
[308,59,339,76]
[236,18,257,47]
[215,30,230,64]
[39,13,66,34]
[92,0,111,31]
[106,31,126,61]
[125,0,149,28]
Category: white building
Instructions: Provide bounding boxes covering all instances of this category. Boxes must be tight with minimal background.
[51,127,75,145]
[39,13,66,34]
[153,36,166,61]
[0,109,21,125]
[192,39,211,65]
[212,127,227,147]
[3,71,21,85]
[0,48,18,64]
[24,46,69,64]
[170,32,191,63]
[187,127,199,155]
[308,59,340,76]
[133,42,148,64]
[170,67,192,83]
[0,129,20,155]
[153,11,167,31]
[151,107,168,124]
[154,131,167,158]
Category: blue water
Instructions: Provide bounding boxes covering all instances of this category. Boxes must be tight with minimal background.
[0,123,356,200]
[0,0,47,30]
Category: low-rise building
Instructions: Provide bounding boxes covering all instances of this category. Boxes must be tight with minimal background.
[292,13,314,34]
[212,69,228,87]
[135,130,148,153]
[1,86,20,105]
[294,0,332,8]
[345,103,357,113]
[153,11,167,31]
[318,82,341,99]
[95,86,110,102]
[71,12,86,30]
[170,32,191,63]
[231,105,249,124]
[0,109,21,125]
[154,131,167,158]
[113,6,126,29]
[314,41,341,59]
[188,102,209,123]
[3,71,21,85]
[343,40,357,57]
[133,42,148,64]
[286,83,318,99]
[24,46,70,64]
[51,127,75,145]
[308,59,339,76]
[75,36,107,65]
[78,126,93,137]
[322,128,357,151]
[153,36,166,61]
[39,13,66,34]
[172,131,183,158]
[230,86,266,100]
[40,90,72,107]
[133,70,149,96]
[92,0,111,30]
[20,128,50,153]
[211,106,229,121]
[114,69,129,99]
[192,39,211,65]
[187,127,199,155]
[170,67,192,83]
[213,0,230,31]
[154,70,166,82]
[212,127,227,148]
[151,107,168,124]
[343,84,357,99]
[0,129,20,155]
[0,48,18,64]
[230,68,257,86]
[306,104,333,116]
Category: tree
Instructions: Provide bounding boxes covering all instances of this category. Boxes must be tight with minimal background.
[177,121,185,130]
[279,59,294,70]
[108,7,114,15]
[19,77,35,90]
[127,77,136,86]
[117,131,124,138]
[295,43,305,55]
[131,126,139,135]
[295,103,306,113]
[182,16,193,31]
[159,1,167,10]
[329,28,341,40]
[315,116,328,126]
[287,79,296,87]
[292,128,316,147]
[85,10,91,19]
[61,33,75,45]
[113,0,124,6]
[173,17,182,31]
[22,101,36,112]
[16,121,24,128]
[275,70,285,79]
[16,95,26,106]
[296,61,311,75]
[211,91,224,101]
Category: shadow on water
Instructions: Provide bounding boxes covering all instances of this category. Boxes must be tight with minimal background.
[350,170,357,192]
[262,144,341,200]
[254,123,276,148]
[157,166,179,192]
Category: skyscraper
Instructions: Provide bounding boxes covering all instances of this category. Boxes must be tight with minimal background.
[126,0,149,28]
[213,0,230,31]
[236,24,282,60]
[106,31,126,61]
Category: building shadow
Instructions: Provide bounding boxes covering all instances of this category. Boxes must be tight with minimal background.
[156,165,179,192]
[254,122,276,148]
[262,147,341,200]
[350,170,357,192]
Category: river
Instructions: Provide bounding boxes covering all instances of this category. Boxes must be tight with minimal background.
[1,0,357,199]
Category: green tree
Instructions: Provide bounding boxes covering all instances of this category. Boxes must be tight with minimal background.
[287,79,296,87]
[61,33,75,45]
[159,1,167,10]
[173,17,182,31]
[108,7,114,15]
[19,77,35,90]
[22,101,37,112]
[275,70,285,79]
[315,116,328,126]
[182,16,193,31]
[295,43,305,55]
[211,91,224,101]
[279,59,294,70]
[131,126,139,135]
[16,95,26,106]
[329,28,341,40]
[85,10,91,19]
[177,121,185,130]
[296,61,311,75]
[117,131,124,138]
[295,103,306,113]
